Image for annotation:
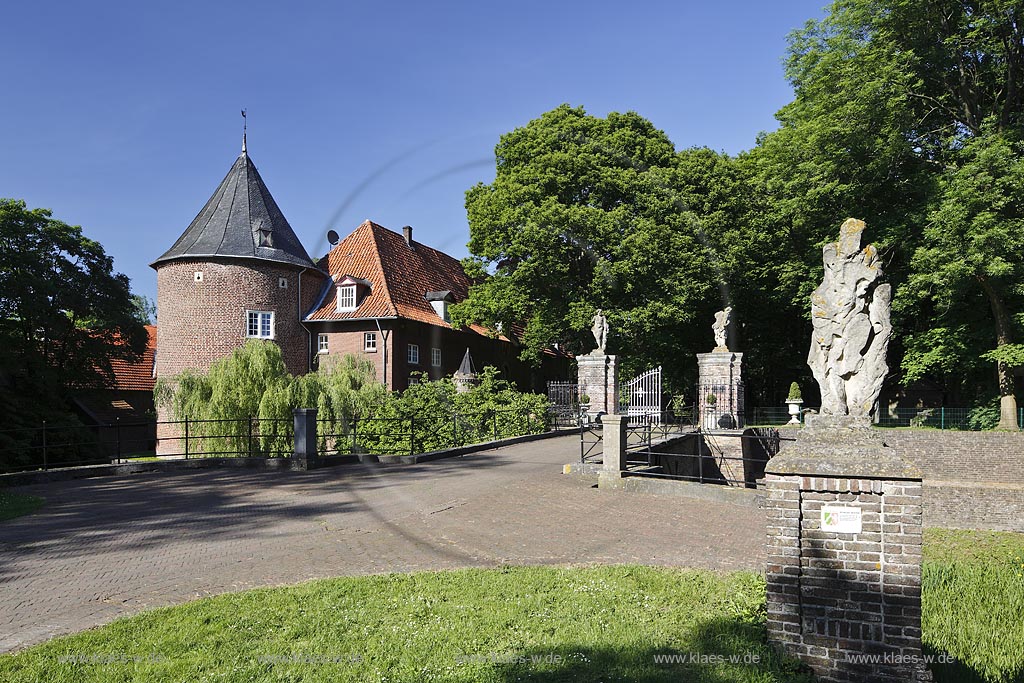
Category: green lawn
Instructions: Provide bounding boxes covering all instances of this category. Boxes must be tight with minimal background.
[0,489,44,522]
[0,531,1020,682]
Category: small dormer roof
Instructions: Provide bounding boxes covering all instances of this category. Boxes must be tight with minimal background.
[425,290,454,302]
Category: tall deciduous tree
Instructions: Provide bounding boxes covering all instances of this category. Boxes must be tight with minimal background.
[0,199,146,395]
[748,0,1023,423]
[453,105,745,391]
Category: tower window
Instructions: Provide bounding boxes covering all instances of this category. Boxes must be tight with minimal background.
[258,229,274,247]
[278,277,288,289]
[246,310,274,339]
[194,271,203,282]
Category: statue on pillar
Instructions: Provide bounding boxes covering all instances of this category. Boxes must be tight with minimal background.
[591,309,609,354]
[712,306,732,351]
[808,218,892,417]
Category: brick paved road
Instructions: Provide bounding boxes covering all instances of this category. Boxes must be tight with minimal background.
[0,435,765,653]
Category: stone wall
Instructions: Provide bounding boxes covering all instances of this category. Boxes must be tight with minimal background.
[778,428,1024,532]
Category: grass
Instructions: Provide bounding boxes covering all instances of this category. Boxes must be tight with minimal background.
[0,489,44,522]
[0,566,811,683]
[0,531,1020,682]
[922,529,1024,683]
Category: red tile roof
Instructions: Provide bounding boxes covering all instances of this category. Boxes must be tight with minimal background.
[109,325,157,391]
[305,221,502,338]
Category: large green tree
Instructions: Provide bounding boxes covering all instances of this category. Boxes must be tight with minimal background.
[453,105,747,392]
[0,199,146,396]
[747,0,1023,424]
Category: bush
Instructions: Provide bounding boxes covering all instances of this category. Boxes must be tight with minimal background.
[155,343,550,458]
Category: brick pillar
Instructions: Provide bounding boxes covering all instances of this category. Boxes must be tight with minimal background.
[696,350,744,429]
[577,352,619,418]
[764,415,931,682]
[292,408,318,471]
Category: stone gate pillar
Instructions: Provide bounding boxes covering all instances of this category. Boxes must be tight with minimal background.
[577,351,619,418]
[764,416,931,682]
[697,351,744,429]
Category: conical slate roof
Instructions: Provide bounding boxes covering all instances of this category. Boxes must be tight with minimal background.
[151,150,315,269]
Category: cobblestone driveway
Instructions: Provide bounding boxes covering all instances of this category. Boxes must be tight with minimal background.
[0,435,765,652]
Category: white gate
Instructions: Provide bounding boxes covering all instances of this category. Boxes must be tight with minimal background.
[621,366,662,423]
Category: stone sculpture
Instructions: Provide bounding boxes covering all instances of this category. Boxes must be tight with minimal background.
[591,309,609,354]
[808,218,892,417]
[712,307,733,351]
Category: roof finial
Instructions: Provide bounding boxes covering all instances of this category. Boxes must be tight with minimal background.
[241,108,247,154]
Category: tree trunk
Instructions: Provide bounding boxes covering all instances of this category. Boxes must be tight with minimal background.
[979,276,1019,430]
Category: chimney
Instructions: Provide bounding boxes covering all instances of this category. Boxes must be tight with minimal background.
[402,225,413,248]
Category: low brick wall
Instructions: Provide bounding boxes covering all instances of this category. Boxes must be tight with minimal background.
[779,428,1024,532]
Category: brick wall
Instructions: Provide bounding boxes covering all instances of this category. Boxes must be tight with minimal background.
[154,259,325,453]
[765,474,929,682]
[778,429,1024,531]
[313,318,570,393]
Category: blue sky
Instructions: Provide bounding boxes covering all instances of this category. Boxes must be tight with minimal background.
[1,0,826,304]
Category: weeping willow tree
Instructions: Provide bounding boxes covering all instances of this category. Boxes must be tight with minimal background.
[154,341,386,457]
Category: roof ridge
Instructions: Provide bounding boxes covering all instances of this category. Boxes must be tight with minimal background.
[366,222,399,317]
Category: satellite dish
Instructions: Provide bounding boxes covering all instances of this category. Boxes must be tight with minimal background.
[327,229,340,246]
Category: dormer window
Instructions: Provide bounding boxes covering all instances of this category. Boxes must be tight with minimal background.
[425,290,454,323]
[337,285,356,311]
[335,275,371,313]
[257,229,273,247]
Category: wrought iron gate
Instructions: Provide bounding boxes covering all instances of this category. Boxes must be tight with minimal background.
[621,366,662,422]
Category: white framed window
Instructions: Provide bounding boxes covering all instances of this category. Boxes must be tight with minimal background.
[431,347,442,367]
[407,343,419,364]
[364,332,377,352]
[337,285,357,311]
[246,310,274,339]
[318,334,329,353]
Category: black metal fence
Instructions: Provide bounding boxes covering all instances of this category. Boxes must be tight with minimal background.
[627,426,792,487]
[0,408,579,475]
[0,417,295,474]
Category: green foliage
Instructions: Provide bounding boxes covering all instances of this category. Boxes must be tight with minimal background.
[354,367,550,455]
[0,490,45,522]
[156,343,548,457]
[0,199,146,391]
[967,397,1003,431]
[453,105,749,392]
[0,199,147,467]
[786,383,802,401]
[982,344,1024,369]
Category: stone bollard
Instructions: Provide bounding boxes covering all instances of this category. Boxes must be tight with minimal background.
[764,416,931,682]
[597,413,629,489]
[292,408,318,471]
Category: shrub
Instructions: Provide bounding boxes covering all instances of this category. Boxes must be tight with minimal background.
[787,382,802,401]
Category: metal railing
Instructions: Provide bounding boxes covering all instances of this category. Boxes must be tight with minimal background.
[627,427,792,487]
[0,417,294,474]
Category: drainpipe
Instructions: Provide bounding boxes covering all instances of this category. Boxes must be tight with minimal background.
[375,318,390,389]
[297,268,314,372]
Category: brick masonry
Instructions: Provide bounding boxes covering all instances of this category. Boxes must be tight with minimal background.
[154,259,325,453]
[765,473,930,682]
[779,428,1024,531]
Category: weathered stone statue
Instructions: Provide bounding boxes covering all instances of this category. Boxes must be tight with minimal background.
[591,309,609,354]
[808,218,892,417]
[712,307,732,351]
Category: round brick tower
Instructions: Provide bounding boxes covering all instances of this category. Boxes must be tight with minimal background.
[151,139,326,454]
